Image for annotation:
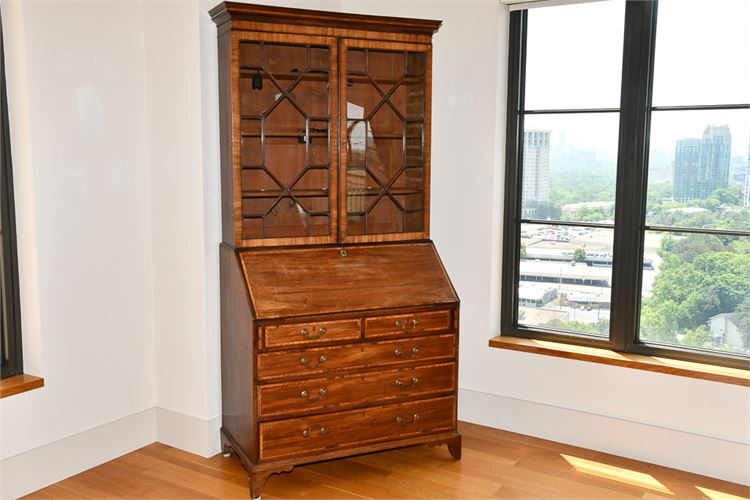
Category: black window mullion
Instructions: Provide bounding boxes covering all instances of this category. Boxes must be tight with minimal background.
[500,10,527,335]
[609,0,658,353]
[0,13,23,380]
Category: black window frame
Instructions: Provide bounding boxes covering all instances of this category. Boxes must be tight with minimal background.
[501,1,750,370]
[0,13,23,380]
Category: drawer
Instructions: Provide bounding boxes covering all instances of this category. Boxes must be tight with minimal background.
[258,362,455,418]
[365,309,452,339]
[257,334,456,381]
[259,396,455,461]
[264,318,360,349]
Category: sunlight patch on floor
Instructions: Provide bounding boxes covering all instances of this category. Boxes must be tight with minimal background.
[696,486,748,500]
[560,454,673,495]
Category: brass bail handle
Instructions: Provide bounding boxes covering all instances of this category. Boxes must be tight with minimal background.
[394,346,420,358]
[395,377,419,389]
[395,414,421,425]
[300,354,328,368]
[300,387,328,401]
[395,318,420,331]
[301,326,327,340]
[302,424,329,438]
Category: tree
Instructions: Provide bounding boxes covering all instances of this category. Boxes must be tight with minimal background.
[682,325,714,349]
[661,233,724,262]
[573,247,586,263]
[710,186,743,206]
[547,319,609,335]
[735,296,750,350]
[640,298,680,344]
[526,201,561,220]
[641,236,750,349]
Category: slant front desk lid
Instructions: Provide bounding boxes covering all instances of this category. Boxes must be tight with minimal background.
[240,242,458,320]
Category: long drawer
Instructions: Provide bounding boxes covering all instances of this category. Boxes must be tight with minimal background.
[257,334,456,381]
[259,396,455,461]
[258,362,455,418]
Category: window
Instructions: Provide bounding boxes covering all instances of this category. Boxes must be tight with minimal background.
[0,14,23,380]
[502,0,750,369]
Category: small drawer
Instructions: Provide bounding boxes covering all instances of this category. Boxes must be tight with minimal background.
[257,334,456,381]
[365,309,452,339]
[264,318,360,349]
[259,396,455,461]
[258,362,456,418]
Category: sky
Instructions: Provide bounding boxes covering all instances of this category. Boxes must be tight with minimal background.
[523,0,750,161]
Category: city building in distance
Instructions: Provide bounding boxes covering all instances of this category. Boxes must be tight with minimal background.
[673,125,731,202]
[522,129,550,217]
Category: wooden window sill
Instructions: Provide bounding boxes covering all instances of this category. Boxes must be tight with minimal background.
[489,336,750,387]
[0,374,44,398]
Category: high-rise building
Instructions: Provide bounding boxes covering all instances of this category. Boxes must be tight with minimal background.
[673,125,731,202]
[700,125,732,194]
[673,139,702,202]
[522,130,550,217]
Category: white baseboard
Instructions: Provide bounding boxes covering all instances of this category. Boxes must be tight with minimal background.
[458,388,750,486]
[156,407,221,458]
[0,407,222,498]
[4,395,746,499]
[0,408,157,499]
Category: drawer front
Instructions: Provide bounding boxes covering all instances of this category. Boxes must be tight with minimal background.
[365,309,452,339]
[258,362,455,418]
[259,396,455,461]
[264,318,360,349]
[257,334,456,381]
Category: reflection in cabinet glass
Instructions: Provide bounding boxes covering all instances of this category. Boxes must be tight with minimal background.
[345,48,427,236]
[239,41,334,240]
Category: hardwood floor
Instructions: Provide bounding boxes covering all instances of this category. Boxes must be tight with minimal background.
[27,422,748,499]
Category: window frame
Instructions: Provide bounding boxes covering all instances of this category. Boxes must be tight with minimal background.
[501,1,750,370]
[0,13,23,380]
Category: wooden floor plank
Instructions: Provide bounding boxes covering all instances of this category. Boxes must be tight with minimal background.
[25,421,749,499]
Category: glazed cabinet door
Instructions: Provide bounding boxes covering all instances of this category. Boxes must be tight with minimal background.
[234,32,339,246]
[340,39,431,243]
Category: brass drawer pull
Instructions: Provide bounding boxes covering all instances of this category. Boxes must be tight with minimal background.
[394,346,420,358]
[302,425,329,438]
[395,377,419,389]
[300,326,327,340]
[395,318,420,331]
[300,355,328,368]
[395,414,420,425]
[300,387,328,401]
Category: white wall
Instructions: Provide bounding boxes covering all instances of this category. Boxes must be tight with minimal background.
[142,0,222,456]
[1,0,748,497]
[0,0,157,496]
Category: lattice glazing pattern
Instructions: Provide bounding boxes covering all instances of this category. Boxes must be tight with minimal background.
[239,41,332,240]
[346,48,426,236]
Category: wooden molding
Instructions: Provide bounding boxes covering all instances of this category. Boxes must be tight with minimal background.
[209,2,442,35]
[0,374,44,398]
[489,336,750,387]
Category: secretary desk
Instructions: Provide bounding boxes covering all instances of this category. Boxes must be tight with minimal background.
[210,3,461,497]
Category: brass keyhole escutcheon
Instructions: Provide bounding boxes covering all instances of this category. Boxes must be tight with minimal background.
[340,248,348,257]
